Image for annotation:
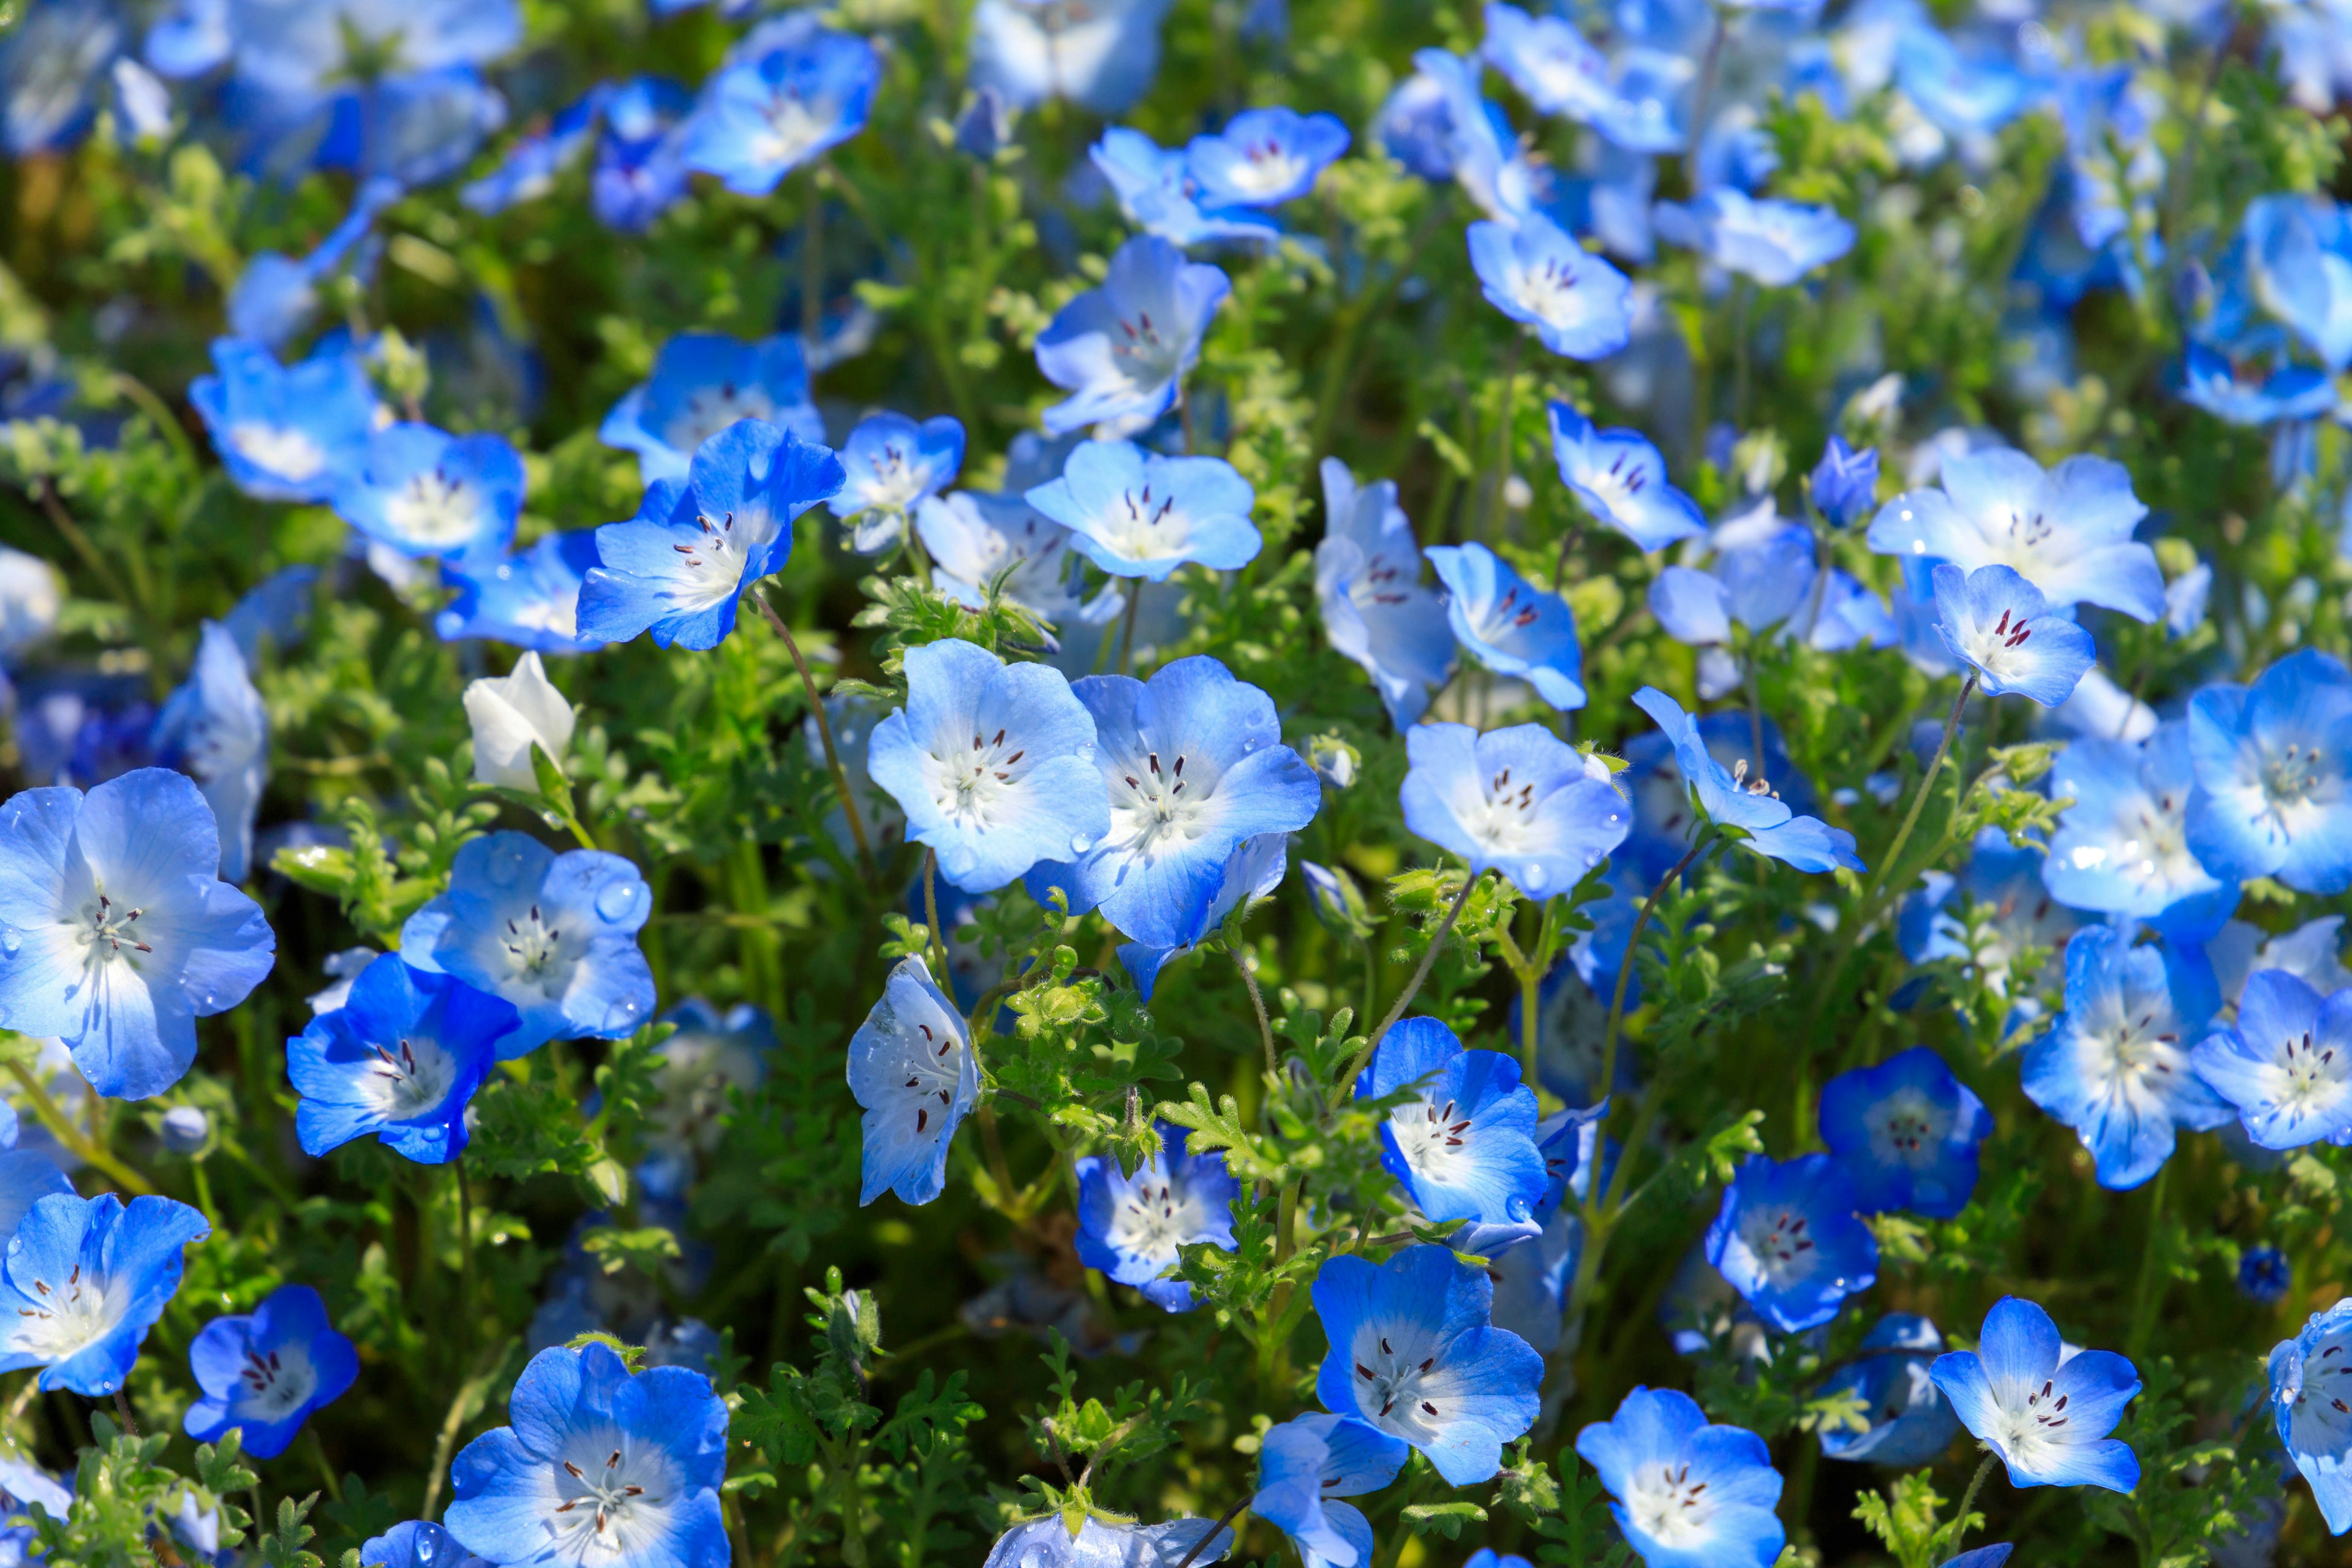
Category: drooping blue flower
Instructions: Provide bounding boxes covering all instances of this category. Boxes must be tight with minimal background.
[435,529,608,656]
[2271,1298,2352,1532]
[1648,526,1819,652]
[1811,435,1880,529]
[587,75,695,233]
[333,425,525,561]
[0,767,276,1100]
[286,952,515,1163]
[1251,1413,1409,1568]
[1705,1153,1879,1333]
[1025,440,1259,581]
[1374,64,1458,180]
[1931,1296,2141,1492]
[1073,1123,1238,1312]
[2044,721,2238,937]
[2241,194,2352,371]
[579,420,843,651]
[1033,235,1229,439]
[1619,709,1814,882]
[826,412,965,554]
[867,638,1108,894]
[679,18,878,195]
[1184,107,1349,208]
[1024,656,1315,949]
[2240,1246,2293,1304]
[2020,925,2231,1191]
[1630,687,1864,873]
[1116,830,1287,999]
[915,492,1120,652]
[1425,543,1586,710]
[599,331,824,486]
[1399,722,1629,899]
[1480,3,1613,123]
[361,1521,494,1568]
[1866,448,2165,622]
[1818,1314,1962,1467]
[228,176,401,352]
[641,999,772,1159]
[1575,1385,1786,1568]
[2185,649,2352,895]
[398,832,655,1057]
[182,1283,358,1460]
[980,1515,1232,1568]
[846,956,977,1207]
[1655,190,1855,287]
[1311,1245,1542,1484]
[1091,127,1282,249]
[2180,343,2338,426]
[0,0,124,156]
[1409,47,1549,223]
[1468,213,1634,359]
[1354,1018,1547,1246]
[2193,969,2352,1150]
[1547,402,1707,551]
[151,621,269,884]
[968,0,1175,116]
[1315,458,1454,728]
[447,1341,727,1568]
[0,1192,208,1395]
[1931,563,2096,706]
[461,81,611,215]
[1818,1047,1994,1219]
[189,337,377,503]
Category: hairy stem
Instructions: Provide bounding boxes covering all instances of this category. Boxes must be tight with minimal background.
[1343,872,1480,1085]
[755,589,875,876]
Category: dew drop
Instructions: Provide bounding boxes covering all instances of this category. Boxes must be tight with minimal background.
[486,839,533,888]
[0,930,19,959]
[601,998,644,1032]
[595,880,646,924]
[1069,834,1095,854]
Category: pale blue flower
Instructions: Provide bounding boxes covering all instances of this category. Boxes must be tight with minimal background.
[1931,1297,2141,1492]
[2193,969,2352,1150]
[599,331,824,486]
[846,956,976,1206]
[183,1283,358,1459]
[2270,1298,2352,1532]
[1818,1047,1992,1218]
[1575,1386,1785,1568]
[1480,4,1615,123]
[1548,402,1706,551]
[2043,721,2237,935]
[333,424,526,560]
[1931,563,2096,706]
[827,412,965,554]
[1817,1315,1962,1467]
[287,952,515,1162]
[1034,235,1229,438]
[1810,435,1879,527]
[190,337,377,503]
[1630,688,1863,873]
[1315,458,1454,728]
[151,622,268,883]
[980,1515,1231,1567]
[1073,1123,1238,1311]
[1399,721,1629,899]
[1468,213,1633,359]
[1184,107,1349,208]
[0,1192,209,1395]
[436,529,608,656]
[1655,190,1855,287]
[1025,439,1259,581]
[2185,650,2352,895]
[968,0,1174,115]
[1705,1153,1878,1333]
[680,17,878,195]
[1251,1414,1408,1568]
[1427,543,1586,710]
[1355,1017,1546,1245]
[1090,127,1281,248]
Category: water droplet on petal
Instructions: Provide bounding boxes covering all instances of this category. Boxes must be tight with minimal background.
[0,930,18,959]
[602,998,643,1033]
[486,839,533,888]
[1069,835,1095,854]
[595,880,646,924]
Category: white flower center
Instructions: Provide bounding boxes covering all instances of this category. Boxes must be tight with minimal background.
[500,902,575,996]
[662,385,775,455]
[925,726,1030,834]
[1102,1171,1209,1266]
[1627,1460,1720,1546]
[234,1343,318,1420]
[1106,746,1213,862]
[546,1438,676,1563]
[9,1261,126,1362]
[1093,482,1202,565]
[1104,314,1183,398]
[1864,1090,1947,1170]
[752,96,831,171]
[1514,257,1602,330]
[1989,1374,2075,1469]
[228,423,328,482]
[75,892,150,967]
[853,445,927,513]
[665,508,777,613]
[364,1032,459,1120]
[1738,1207,1822,1287]
[1223,140,1308,200]
[383,467,483,549]
[1573,450,1651,517]
[1347,1327,1444,1438]
[1389,1095,1474,1182]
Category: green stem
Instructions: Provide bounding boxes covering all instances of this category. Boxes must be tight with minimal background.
[305,1430,342,1503]
[755,589,875,877]
[1595,839,1706,1115]
[1232,944,1278,1079]
[1119,579,1145,676]
[1861,672,1977,914]
[4,1059,152,1195]
[1952,1451,1999,1551]
[922,849,952,987]
[1343,872,1480,1085]
[456,1159,478,1354]
[2127,1162,2173,1362]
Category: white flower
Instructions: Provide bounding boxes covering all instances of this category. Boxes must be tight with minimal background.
[464,652,576,790]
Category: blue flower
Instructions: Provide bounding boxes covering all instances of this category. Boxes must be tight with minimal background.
[1116,831,1289,999]
[1025,439,1259,581]
[867,638,1109,894]
[0,0,123,155]
[1251,1414,1409,1568]
[1931,1296,2141,1492]
[579,420,843,651]
[1034,235,1229,439]
[826,412,965,554]
[333,424,525,560]
[644,1000,772,1158]
[2185,649,2352,895]
[1468,211,1637,360]
[2271,1298,2352,1531]
[1354,1018,1547,1244]
[287,952,515,1163]
[0,1193,208,1395]
[2240,1246,2293,1304]
[461,83,610,215]
[968,0,1174,116]
[1315,458,1454,728]
[447,1341,727,1568]
[1374,66,1458,179]
[1090,127,1281,248]
[1547,402,1707,551]
[590,76,695,233]
[2193,969,2352,1150]
[1648,527,1819,650]
[1399,721,1629,899]
[1865,448,2165,622]
[846,956,978,1206]
[1480,4,1614,123]
[189,337,377,503]
[1819,1047,1994,1219]
[398,832,655,1057]
[980,1515,1232,1567]
[1900,827,2079,1003]
[2020,925,2231,1191]
[361,1521,494,1568]
[1426,543,1586,710]
[680,18,878,195]
[182,1284,358,1460]
[1575,1385,1786,1568]
[1311,1245,1542,1483]
[1818,1314,1962,1467]
[1184,107,1349,208]
[436,529,608,656]
[1074,1123,1237,1311]
[1630,687,1864,873]
[1930,563,2095,706]
[600,331,824,486]
[228,177,401,352]
[0,767,275,1100]
[151,622,268,884]
[2044,721,2238,937]
[1811,435,1879,528]
[2180,343,2338,426]
[1705,1153,1879,1333]
[1025,656,1314,948]
[0,1101,70,1247]
[1619,710,1813,881]
[1655,190,1855,287]
[2241,194,2352,371]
